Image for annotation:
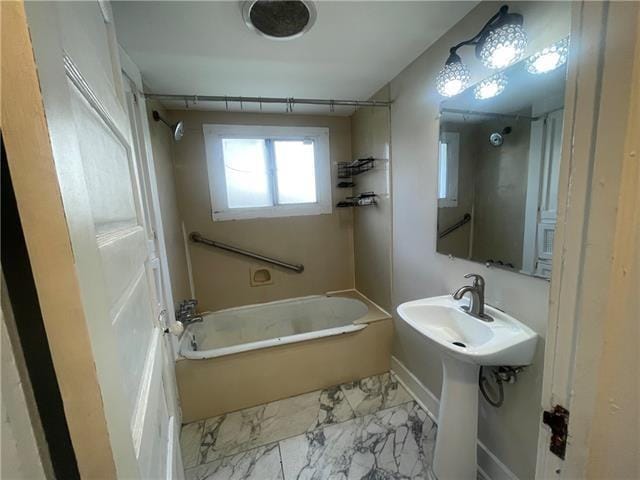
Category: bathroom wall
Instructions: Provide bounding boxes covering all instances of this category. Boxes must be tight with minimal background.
[388,2,571,479]
[1,278,52,479]
[168,110,354,312]
[350,86,392,312]
[147,100,192,306]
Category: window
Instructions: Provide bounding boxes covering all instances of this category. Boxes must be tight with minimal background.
[438,131,460,207]
[203,125,331,221]
[438,141,449,199]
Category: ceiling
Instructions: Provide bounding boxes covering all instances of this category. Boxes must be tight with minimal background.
[112,1,478,115]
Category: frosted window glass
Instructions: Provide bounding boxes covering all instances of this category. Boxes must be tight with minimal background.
[274,140,317,204]
[438,141,448,199]
[222,138,273,208]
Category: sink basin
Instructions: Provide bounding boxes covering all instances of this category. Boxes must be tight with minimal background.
[397,295,538,480]
[397,295,537,366]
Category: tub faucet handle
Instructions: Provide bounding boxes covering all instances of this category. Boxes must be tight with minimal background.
[164,321,184,336]
[178,299,198,314]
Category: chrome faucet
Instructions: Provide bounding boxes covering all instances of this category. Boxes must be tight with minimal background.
[176,299,203,327]
[452,273,493,322]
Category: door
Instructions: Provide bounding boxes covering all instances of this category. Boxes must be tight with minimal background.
[23,1,182,478]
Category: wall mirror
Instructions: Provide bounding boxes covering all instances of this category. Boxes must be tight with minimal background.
[436,38,569,279]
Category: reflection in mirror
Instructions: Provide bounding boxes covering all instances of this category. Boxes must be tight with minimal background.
[436,38,569,279]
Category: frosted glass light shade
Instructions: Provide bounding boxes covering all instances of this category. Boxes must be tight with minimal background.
[474,72,508,100]
[526,37,569,74]
[436,61,471,97]
[479,23,528,69]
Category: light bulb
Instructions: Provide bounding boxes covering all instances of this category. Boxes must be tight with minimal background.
[479,23,528,69]
[474,73,508,100]
[526,37,569,74]
[436,60,471,97]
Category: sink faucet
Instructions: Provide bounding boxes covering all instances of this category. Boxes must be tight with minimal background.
[176,299,203,327]
[452,274,493,322]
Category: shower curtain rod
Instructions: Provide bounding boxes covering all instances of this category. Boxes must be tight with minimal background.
[441,108,535,121]
[143,93,392,109]
[441,106,563,121]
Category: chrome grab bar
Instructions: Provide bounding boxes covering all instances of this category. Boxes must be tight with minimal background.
[439,213,472,239]
[190,232,305,273]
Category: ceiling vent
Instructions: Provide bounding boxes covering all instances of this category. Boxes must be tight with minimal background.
[242,1,317,40]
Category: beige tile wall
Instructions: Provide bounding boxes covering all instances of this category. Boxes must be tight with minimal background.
[147,100,192,305]
[350,86,392,312]
[167,110,355,311]
[471,117,531,270]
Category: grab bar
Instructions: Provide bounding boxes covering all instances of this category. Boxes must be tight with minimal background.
[190,232,305,273]
[438,213,472,239]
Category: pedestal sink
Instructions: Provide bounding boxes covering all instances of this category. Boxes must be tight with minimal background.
[397,295,537,480]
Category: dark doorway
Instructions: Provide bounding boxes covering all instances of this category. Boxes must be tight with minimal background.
[1,134,80,479]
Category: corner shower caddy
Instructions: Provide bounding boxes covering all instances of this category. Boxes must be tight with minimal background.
[336,158,378,208]
[336,192,377,208]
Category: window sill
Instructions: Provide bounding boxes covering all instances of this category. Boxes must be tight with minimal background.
[212,203,333,221]
[438,198,459,208]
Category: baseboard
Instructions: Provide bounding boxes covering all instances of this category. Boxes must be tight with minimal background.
[391,356,520,480]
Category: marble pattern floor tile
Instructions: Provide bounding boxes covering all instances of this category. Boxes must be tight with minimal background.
[181,420,205,469]
[180,371,423,476]
[279,401,435,480]
[198,385,355,464]
[185,443,283,480]
[340,372,414,417]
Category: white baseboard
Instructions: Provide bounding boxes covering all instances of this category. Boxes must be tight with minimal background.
[391,356,520,480]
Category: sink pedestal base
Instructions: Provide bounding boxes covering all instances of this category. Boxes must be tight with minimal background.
[431,356,479,480]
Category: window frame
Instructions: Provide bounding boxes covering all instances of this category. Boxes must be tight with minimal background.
[437,131,460,208]
[203,124,332,221]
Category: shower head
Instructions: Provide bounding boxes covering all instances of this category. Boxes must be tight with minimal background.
[173,120,185,142]
[489,126,512,147]
[152,110,184,141]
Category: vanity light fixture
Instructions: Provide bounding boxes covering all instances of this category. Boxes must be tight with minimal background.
[436,4,526,97]
[436,55,471,97]
[474,72,508,100]
[526,37,570,74]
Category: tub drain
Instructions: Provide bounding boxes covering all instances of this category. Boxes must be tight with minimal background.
[452,341,467,348]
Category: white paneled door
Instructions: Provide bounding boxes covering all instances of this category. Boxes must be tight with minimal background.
[24,1,182,478]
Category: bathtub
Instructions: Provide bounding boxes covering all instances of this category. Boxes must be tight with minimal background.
[180,295,370,360]
[176,290,392,422]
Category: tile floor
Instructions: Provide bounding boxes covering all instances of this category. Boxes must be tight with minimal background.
[180,372,438,480]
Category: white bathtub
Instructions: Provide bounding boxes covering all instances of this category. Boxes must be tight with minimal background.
[179,295,370,360]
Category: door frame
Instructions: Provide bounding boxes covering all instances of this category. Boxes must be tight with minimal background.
[2,1,122,476]
[535,2,639,478]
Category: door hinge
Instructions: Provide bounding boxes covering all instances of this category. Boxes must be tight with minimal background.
[543,405,569,459]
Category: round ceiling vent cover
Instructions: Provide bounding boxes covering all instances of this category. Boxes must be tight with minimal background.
[243,1,317,40]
